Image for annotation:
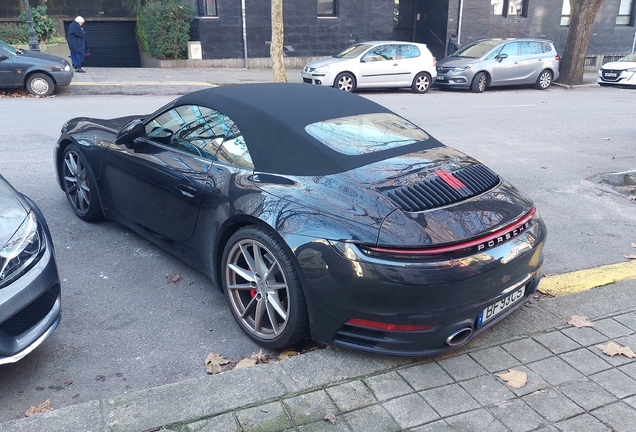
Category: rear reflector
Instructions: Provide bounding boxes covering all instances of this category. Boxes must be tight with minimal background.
[347,318,433,332]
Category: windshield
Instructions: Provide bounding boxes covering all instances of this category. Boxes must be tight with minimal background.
[453,40,503,59]
[334,44,372,59]
[0,40,18,54]
[620,53,636,62]
[305,113,429,156]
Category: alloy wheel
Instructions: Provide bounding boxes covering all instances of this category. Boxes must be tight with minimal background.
[539,71,552,88]
[478,75,487,92]
[63,150,91,214]
[415,75,430,92]
[337,76,354,92]
[225,239,290,340]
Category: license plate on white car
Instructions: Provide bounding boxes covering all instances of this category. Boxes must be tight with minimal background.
[302,72,311,79]
[478,286,525,326]
[605,73,618,77]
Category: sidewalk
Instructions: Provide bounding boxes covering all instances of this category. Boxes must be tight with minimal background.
[3,277,635,431]
[61,67,599,95]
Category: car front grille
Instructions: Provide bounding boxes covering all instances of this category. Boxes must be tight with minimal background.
[383,164,500,212]
[601,69,622,81]
[0,285,59,337]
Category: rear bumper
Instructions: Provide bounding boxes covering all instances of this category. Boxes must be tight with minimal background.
[293,214,547,356]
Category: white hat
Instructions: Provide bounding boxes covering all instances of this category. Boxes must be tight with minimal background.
[75,16,84,23]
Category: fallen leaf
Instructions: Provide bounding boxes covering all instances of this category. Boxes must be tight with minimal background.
[596,341,636,358]
[25,399,53,417]
[324,412,336,424]
[251,349,265,363]
[166,272,182,283]
[568,315,595,328]
[602,137,611,140]
[587,232,594,236]
[625,255,636,260]
[631,243,636,248]
[496,369,527,388]
[205,353,230,374]
[234,358,258,369]
[278,350,298,360]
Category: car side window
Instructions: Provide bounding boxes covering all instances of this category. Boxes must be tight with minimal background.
[145,105,231,160]
[485,47,503,60]
[541,43,553,54]
[216,123,254,169]
[519,41,542,56]
[362,45,398,62]
[500,43,519,58]
[399,45,420,59]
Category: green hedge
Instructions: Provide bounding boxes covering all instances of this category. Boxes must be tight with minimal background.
[0,23,28,44]
[137,0,194,60]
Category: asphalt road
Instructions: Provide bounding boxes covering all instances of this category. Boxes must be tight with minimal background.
[0,84,634,421]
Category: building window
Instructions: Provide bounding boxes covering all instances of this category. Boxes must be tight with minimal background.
[561,0,570,26]
[491,0,527,17]
[200,0,217,17]
[616,0,634,25]
[318,0,336,17]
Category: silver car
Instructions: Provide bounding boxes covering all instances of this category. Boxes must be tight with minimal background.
[302,41,437,93]
[436,38,560,93]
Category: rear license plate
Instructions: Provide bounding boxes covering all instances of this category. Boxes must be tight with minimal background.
[605,73,618,77]
[478,286,525,326]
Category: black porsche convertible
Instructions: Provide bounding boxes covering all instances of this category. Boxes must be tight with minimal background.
[54,83,546,356]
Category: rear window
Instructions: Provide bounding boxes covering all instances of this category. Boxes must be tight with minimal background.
[304,113,429,155]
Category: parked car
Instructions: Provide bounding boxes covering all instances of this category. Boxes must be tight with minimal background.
[0,39,73,96]
[54,83,546,356]
[597,53,636,87]
[436,38,560,93]
[0,174,61,365]
[302,41,437,93]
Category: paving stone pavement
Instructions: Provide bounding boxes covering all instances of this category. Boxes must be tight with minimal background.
[2,66,629,431]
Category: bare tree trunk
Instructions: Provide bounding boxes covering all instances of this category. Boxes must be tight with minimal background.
[559,0,604,85]
[271,0,287,82]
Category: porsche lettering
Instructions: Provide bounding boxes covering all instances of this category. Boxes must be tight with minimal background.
[477,222,531,251]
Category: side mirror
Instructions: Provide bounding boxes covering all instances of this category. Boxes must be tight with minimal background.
[115,119,144,149]
[0,53,8,61]
[496,53,509,62]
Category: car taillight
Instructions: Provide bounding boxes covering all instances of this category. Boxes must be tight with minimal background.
[433,57,437,66]
[556,55,561,61]
[346,319,434,332]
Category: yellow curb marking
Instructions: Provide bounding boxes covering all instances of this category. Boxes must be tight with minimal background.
[538,260,636,297]
[70,81,217,87]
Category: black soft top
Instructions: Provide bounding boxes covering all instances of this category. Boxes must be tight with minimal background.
[176,83,443,175]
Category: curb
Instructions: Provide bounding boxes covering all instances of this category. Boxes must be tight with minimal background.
[602,170,636,186]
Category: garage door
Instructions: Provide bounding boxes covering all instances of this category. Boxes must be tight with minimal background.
[64,20,141,68]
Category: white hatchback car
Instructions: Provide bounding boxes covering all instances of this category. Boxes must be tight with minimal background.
[597,53,636,87]
[302,41,437,93]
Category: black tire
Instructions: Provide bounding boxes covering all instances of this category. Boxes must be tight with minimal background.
[411,72,432,93]
[26,73,55,96]
[334,72,356,92]
[61,144,103,221]
[471,72,488,93]
[222,225,310,349]
[534,69,553,90]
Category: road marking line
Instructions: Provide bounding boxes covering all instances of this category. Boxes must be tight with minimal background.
[474,104,537,108]
[538,260,636,296]
[70,81,217,87]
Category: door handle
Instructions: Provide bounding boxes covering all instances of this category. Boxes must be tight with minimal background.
[393,63,398,66]
[176,185,196,198]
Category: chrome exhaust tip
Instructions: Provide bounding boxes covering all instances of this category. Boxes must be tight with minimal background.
[445,327,473,346]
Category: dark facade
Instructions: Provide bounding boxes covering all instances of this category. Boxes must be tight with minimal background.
[2,1,634,67]
[195,0,394,59]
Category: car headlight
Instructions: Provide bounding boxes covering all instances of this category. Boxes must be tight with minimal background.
[64,64,71,71]
[314,65,330,73]
[451,65,471,72]
[626,68,636,72]
[0,211,44,288]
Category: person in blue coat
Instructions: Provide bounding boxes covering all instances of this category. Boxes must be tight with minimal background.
[67,16,89,73]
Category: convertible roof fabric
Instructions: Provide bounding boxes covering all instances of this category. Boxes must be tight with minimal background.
[176,83,443,176]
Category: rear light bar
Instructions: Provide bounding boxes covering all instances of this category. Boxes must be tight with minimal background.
[363,207,536,256]
[347,318,433,332]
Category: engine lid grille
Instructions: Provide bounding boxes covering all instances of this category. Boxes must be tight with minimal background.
[384,164,500,212]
